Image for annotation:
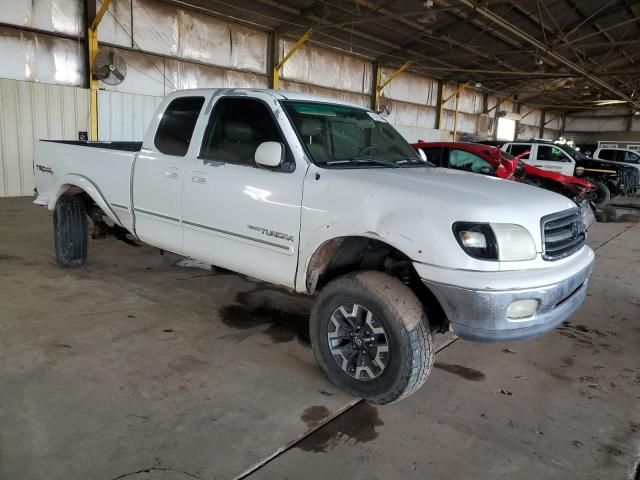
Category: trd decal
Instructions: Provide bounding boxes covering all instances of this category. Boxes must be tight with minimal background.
[35,164,53,174]
[248,225,294,242]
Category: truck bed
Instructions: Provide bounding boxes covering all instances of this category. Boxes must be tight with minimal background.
[42,140,143,152]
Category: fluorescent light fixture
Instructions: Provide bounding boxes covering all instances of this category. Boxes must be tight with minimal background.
[594,99,627,106]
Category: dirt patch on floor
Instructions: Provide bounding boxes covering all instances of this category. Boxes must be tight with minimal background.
[297,402,383,453]
[434,362,485,381]
[218,287,312,345]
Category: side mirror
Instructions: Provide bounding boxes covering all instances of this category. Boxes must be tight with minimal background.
[255,141,284,168]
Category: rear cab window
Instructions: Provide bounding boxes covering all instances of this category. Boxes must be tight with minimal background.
[154,96,205,156]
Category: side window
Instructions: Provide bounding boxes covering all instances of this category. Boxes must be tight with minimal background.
[598,149,614,160]
[420,147,444,166]
[537,145,567,161]
[508,144,530,159]
[449,149,493,174]
[624,151,640,163]
[154,96,205,156]
[200,97,285,166]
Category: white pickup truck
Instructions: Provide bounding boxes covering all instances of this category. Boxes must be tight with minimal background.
[34,88,594,404]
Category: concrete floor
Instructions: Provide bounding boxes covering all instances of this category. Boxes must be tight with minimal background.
[1,197,639,480]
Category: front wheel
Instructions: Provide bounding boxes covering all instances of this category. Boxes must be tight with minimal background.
[309,271,434,405]
[590,180,611,208]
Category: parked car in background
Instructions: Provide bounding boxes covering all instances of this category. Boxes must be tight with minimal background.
[33,88,595,404]
[412,141,596,227]
[593,147,640,187]
[498,140,639,207]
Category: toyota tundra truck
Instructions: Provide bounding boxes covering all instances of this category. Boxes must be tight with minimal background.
[33,88,594,404]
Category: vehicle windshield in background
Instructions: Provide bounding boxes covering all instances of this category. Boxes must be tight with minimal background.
[557,143,589,160]
[282,101,427,168]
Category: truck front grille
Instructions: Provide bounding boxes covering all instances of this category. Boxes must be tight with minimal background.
[542,210,586,261]
[624,167,640,188]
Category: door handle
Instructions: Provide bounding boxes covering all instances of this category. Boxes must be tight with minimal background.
[191,171,208,184]
[165,167,179,179]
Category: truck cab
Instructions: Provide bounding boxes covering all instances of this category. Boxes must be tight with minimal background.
[502,142,576,176]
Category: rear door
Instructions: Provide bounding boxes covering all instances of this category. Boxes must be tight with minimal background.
[132,95,205,253]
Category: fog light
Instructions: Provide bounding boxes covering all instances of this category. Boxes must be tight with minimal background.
[506,299,539,320]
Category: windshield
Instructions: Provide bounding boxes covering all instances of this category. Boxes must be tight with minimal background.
[282,101,426,168]
[556,143,589,160]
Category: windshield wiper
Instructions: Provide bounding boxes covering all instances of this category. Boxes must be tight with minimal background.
[351,156,400,168]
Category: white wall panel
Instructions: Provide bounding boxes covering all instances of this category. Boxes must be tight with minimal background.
[0,0,82,35]
[565,116,626,132]
[281,80,369,107]
[442,82,482,114]
[518,124,538,140]
[282,40,372,95]
[383,101,437,142]
[98,90,162,141]
[130,0,267,73]
[0,79,88,197]
[99,47,267,96]
[0,26,83,86]
[98,0,133,48]
[520,107,541,126]
[380,69,437,106]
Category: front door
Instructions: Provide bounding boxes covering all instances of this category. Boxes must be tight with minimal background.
[181,95,305,288]
[132,95,206,254]
[531,144,575,176]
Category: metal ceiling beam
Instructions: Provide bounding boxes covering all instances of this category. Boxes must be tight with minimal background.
[458,0,640,109]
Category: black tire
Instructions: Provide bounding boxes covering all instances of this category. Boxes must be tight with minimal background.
[310,271,434,405]
[590,180,611,208]
[54,195,88,268]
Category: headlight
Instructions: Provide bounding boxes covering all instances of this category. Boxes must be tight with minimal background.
[453,222,537,261]
[452,223,498,260]
[491,223,537,261]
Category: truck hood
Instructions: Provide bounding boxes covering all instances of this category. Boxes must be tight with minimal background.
[337,166,576,217]
[302,165,578,271]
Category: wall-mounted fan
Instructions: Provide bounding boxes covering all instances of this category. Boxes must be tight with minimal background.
[94,49,127,86]
[378,95,394,116]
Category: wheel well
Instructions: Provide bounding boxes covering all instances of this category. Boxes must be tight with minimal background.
[306,236,448,332]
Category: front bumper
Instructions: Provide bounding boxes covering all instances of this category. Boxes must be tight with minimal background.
[418,249,594,342]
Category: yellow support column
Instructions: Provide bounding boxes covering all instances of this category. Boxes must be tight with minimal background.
[439,81,471,140]
[374,61,412,112]
[272,29,313,90]
[88,0,112,141]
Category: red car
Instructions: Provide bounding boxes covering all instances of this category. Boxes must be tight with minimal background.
[412,141,595,205]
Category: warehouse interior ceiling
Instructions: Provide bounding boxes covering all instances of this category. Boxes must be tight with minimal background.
[169,0,640,114]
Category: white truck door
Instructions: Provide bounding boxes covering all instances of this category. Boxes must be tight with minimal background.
[181,95,304,288]
[531,144,575,175]
[132,95,206,254]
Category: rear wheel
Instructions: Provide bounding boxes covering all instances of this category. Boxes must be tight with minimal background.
[591,180,611,208]
[54,195,88,267]
[310,271,434,405]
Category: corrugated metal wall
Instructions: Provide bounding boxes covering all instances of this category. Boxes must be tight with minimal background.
[98,90,162,141]
[0,0,605,197]
[0,79,89,196]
